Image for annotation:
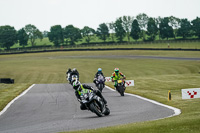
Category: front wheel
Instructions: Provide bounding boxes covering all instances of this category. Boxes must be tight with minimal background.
[104,107,110,116]
[117,86,125,96]
[98,83,104,92]
[89,102,103,117]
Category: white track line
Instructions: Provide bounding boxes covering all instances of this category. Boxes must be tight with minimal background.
[0,84,35,116]
[105,85,181,117]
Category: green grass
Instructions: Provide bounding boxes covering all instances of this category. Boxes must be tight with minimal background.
[0,50,200,133]
[0,84,31,111]
[11,37,53,48]
[61,41,200,49]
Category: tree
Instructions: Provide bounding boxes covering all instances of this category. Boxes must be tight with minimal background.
[17,28,29,48]
[0,25,17,50]
[81,26,95,44]
[155,16,162,40]
[130,19,141,41]
[136,13,149,40]
[108,22,115,42]
[48,25,64,46]
[121,16,134,42]
[114,18,126,42]
[177,19,192,39]
[169,16,180,39]
[147,18,158,41]
[159,17,174,40]
[43,31,48,37]
[63,25,82,45]
[191,17,200,38]
[96,23,109,42]
[24,24,43,46]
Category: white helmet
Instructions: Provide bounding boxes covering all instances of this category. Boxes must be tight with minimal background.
[73,80,81,90]
[72,68,77,71]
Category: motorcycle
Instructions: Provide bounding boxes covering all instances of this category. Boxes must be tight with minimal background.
[95,75,105,92]
[115,78,126,96]
[80,89,110,117]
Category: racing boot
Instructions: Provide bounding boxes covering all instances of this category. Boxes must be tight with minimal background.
[95,90,107,104]
[102,96,107,105]
[100,94,107,105]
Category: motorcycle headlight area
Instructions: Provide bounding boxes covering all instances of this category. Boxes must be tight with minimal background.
[82,99,88,103]
[80,93,89,100]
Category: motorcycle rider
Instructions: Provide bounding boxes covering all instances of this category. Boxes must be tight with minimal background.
[111,68,126,88]
[93,68,105,87]
[70,68,79,84]
[66,68,72,82]
[72,80,107,110]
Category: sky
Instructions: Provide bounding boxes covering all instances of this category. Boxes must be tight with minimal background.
[0,0,200,31]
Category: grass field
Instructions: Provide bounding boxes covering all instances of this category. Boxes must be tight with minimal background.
[0,50,200,133]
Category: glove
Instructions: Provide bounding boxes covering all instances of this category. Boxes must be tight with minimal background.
[78,87,82,92]
[90,87,94,90]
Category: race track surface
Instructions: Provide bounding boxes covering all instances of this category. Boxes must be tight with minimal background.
[48,55,200,61]
[0,84,175,133]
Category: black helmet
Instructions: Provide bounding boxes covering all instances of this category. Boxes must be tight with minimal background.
[68,68,71,71]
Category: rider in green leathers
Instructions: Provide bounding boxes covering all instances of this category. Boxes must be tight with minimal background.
[72,80,107,110]
[110,68,126,88]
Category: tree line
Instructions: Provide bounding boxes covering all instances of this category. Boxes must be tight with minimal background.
[0,13,200,50]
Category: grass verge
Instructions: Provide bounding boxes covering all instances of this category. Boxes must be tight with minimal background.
[0,83,31,112]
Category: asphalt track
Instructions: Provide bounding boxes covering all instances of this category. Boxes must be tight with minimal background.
[0,83,178,133]
[48,55,200,61]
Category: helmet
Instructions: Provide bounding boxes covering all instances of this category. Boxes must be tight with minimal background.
[68,68,71,71]
[72,68,77,71]
[73,80,81,90]
[98,68,102,72]
[114,68,119,73]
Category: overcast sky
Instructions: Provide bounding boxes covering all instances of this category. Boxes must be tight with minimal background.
[0,0,199,31]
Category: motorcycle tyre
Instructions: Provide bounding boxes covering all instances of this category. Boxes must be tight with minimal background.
[98,83,104,92]
[118,86,125,96]
[104,107,110,116]
[89,102,103,117]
